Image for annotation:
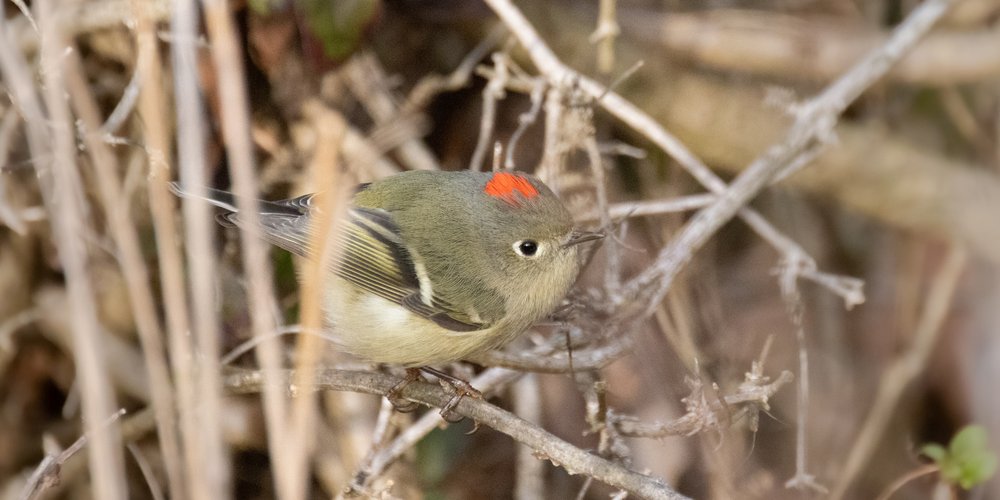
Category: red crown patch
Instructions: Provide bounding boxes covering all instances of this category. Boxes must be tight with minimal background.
[484,172,539,206]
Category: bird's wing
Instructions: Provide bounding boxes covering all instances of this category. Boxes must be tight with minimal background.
[217,193,317,257]
[336,207,488,333]
[171,183,489,332]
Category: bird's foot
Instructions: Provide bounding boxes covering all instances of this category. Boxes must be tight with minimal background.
[386,368,422,413]
[420,367,483,432]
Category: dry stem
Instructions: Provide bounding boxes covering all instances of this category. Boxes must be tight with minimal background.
[831,247,968,499]
[226,369,690,500]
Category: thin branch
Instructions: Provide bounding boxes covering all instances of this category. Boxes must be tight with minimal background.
[576,194,716,222]
[830,247,968,500]
[63,46,184,498]
[348,367,522,492]
[778,253,826,493]
[505,77,546,169]
[25,0,130,496]
[471,330,629,373]
[132,0,197,495]
[623,8,1000,86]
[100,64,142,134]
[590,0,619,74]
[286,101,349,500]
[612,370,793,439]
[470,52,510,171]
[343,53,440,171]
[226,369,691,500]
[616,0,955,314]
[513,374,546,500]
[171,0,231,496]
[200,0,278,494]
[585,136,621,294]
[126,443,166,500]
[402,25,505,115]
[19,409,127,500]
[482,0,866,308]
[0,110,27,234]
[874,464,940,500]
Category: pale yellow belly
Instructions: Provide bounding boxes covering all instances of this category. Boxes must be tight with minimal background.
[324,278,510,366]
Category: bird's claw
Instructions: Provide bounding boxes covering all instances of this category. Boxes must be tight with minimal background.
[386,368,422,413]
[435,376,482,432]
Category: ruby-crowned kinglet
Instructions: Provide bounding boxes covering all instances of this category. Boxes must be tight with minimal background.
[174,170,602,366]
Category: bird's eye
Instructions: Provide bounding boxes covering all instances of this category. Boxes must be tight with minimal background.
[514,239,539,257]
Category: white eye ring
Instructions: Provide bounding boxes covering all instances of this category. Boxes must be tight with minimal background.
[513,239,541,258]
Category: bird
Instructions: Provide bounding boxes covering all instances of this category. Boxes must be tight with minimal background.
[173,169,602,415]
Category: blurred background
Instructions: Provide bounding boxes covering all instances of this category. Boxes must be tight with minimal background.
[1,0,999,498]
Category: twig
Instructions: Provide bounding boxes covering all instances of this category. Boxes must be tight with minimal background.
[576,194,716,222]
[100,65,142,134]
[226,369,691,500]
[132,0,196,495]
[0,307,40,353]
[830,247,968,499]
[590,0,619,74]
[10,0,172,53]
[342,397,398,496]
[537,85,567,182]
[348,367,523,492]
[0,110,27,234]
[585,136,621,294]
[221,324,343,366]
[874,464,940,500]
[402,25,505,115]
[470,52,510,171]
[777,253,826,494]
[615,0,955,314]
[513,374,546,500]
[171,0,232,496]
[623,8,1000,85]
[200,0,282,494]
[343,53,440,171]
[63,45,184,498]
[340,122,403,179]
[126,443,166,500]
[286,101,349,500]
[577,373,630,500]
[18,409,127,500]
[24,0,130,496]
[612,370,793,439]
[482,0,866,309]
[471,329,629,373]
[504,77,546,169]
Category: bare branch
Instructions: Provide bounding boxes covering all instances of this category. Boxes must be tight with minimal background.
[470,52,510,171]
[618,0,955,314]
[830,247,968,499]
[19,409,127,500]
[483,0,865,307]
[172,0,232,495]
[226,369,691,500]
[613,370,793,439]
[624,8,1000,86]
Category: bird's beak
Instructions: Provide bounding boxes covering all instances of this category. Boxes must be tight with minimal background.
[562,229,605,248]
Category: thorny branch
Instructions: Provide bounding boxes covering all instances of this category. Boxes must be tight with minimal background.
[482,0,866,311]
[225,368,690,500]
[0,0,964,497]
[476,0,954,495]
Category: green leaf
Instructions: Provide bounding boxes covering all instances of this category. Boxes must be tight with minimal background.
[949,425,989,459]
[959,454,997,490]
[922,444,947,462]
[924,425,998,490]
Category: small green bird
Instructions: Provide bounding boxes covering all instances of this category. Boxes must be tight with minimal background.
[175,169,602,367]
